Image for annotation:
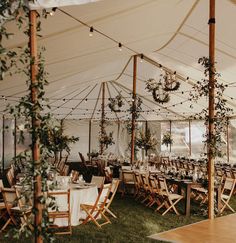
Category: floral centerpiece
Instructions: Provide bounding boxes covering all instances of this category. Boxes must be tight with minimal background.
[47,122,79,161]
[87,150,99,159]
[136,129,158,152]
[162,132,173,148]
[99,131,114,149]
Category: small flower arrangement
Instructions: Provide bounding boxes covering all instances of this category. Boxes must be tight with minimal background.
[162,132,173,148]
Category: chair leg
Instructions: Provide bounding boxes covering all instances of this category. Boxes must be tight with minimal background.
[104,207,117,218]
[1,218,12,232]
[220,199,235,213]
[162,198,181,216]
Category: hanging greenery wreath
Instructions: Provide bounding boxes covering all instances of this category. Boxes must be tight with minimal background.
[145,78,170,104]
[108,93,124,112]
[152,89,170,103]
[163,72,180,91]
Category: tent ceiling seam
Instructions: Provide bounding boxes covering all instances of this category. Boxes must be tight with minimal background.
[153,0,200,52]
[90,83,102,120]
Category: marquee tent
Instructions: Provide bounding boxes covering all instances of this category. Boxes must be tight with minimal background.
[1,0,236,122]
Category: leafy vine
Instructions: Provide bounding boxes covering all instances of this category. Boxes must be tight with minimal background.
[189,57,233,158]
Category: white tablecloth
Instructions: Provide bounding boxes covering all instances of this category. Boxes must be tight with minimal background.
[53,183,98,226]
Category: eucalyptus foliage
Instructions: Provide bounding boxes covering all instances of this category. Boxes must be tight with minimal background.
[189,57,233,158]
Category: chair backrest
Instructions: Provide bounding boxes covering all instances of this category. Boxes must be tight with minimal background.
[222,178,236,197]
[140,173,149,190]
[48,189,70,212]
[91,176,105,189]
[122,171,134,183]
[110,179,120,195]
[105,179,120,208]
[61,165,70,176]
[225,169,232,178]
[70,170,79,182]
[134,172,141,188]
[2,188,17,212]
[158,177,169,196]
[105,166,111,175]
[97,183,112,208]
[121,166,131,171]
[148,176,159,193]
[79,152,86,163]
[0,179,4,191]
[6,169,15,187]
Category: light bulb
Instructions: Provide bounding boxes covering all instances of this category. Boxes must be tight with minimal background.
[118,43,122,51]
[89,27,93,37]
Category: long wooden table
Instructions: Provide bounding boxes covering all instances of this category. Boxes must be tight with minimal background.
[167,178,221,216]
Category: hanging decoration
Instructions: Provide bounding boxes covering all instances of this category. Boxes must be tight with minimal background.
[145,78,170,104]
[99,130,114,149]
[163,71,180,91]
[108,93,124,112]
[136,129,158,152]
[162,132,173,148]
[145,71,180,104]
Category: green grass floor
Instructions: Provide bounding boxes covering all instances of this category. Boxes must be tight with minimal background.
[1,194,236,243]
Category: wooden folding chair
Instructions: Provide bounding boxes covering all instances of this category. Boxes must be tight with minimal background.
[103,179,120,218]
[6,169,15,187]
[121,171,135,196]
[61,165,69,176]
[57,156,68,174]
[134,172,146,200]
[156,177,183,216]
[48,189,72,235]
[147,176,162,208]
[91,176,105,190]
[70,170,79,182]
[104,166,112,182]
[1,188,18,231]
[220,177,236,213]
[140,173,152,205]
[0,180,7,222]
[81,183,112,228]
[1,188,32,232]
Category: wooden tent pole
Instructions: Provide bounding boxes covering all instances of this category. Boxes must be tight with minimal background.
[227,118,229,163]
[169,120,172,153]
[2,115,5,172]
[29,10,42,243]
[208,0,216,220]
[100,82,105,154]
[189,120,192,156]
[88,120,92,161]
[145,121,148,156]
[131,55,137,164]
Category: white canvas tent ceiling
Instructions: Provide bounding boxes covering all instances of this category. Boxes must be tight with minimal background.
[1,0,236,121]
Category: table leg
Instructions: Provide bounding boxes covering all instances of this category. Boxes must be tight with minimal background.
[216,185,221,214]
[185,184,191,217]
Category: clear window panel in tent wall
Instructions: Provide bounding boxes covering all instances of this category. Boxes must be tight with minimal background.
[16,119,31,156]
[0,118,2,170]
[229,120,236,164]
[190,121,206,158]
[171,121,189,157]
